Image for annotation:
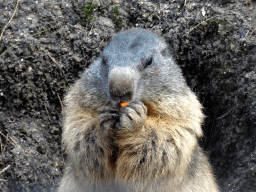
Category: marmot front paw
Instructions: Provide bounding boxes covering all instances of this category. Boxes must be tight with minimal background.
[98,106,119,134]
[119,101,147,131]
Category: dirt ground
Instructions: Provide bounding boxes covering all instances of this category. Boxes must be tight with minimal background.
[0,0,256,191]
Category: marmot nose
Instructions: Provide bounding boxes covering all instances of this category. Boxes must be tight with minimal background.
[109,68,134,103]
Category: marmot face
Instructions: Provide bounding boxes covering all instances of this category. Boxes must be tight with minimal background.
[80,29,188,111]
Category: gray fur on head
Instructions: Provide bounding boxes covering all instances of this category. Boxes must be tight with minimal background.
[79,28,188,109]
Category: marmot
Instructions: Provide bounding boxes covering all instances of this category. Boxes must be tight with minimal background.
[58,29,219,192]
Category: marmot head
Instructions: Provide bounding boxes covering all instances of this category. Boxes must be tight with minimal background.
[79,29,189,112]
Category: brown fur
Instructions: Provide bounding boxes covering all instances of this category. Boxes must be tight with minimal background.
[58,29,219,192]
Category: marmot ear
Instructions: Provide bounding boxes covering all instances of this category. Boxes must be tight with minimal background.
[161,48,168,57]
[102,57,108,66]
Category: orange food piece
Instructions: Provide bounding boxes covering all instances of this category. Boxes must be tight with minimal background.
[120,102,130,107]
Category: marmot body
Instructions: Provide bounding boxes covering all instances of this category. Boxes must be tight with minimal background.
[58,29,219,192]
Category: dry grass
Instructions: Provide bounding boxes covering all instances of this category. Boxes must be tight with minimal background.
[0,1,21,41]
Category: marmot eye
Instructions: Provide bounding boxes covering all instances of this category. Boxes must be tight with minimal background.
[144,56,153,69]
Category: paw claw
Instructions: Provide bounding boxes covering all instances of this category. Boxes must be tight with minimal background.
[98,106,119,114]
[119,101,147,131]
[98,106,119,132]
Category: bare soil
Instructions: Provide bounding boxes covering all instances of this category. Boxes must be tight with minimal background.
[0,0,256,191]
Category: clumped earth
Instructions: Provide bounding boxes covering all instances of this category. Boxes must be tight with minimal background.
[0,0,255,191]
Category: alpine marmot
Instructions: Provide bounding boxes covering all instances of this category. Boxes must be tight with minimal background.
[58,28,219,192]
